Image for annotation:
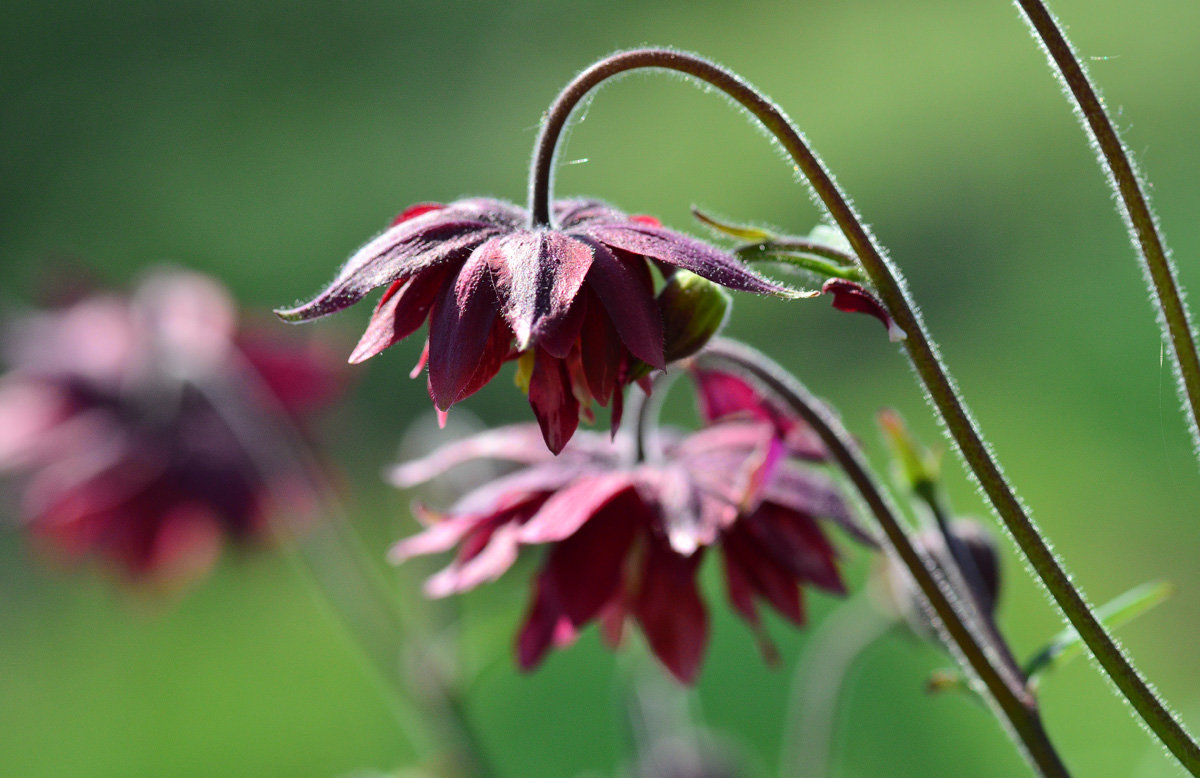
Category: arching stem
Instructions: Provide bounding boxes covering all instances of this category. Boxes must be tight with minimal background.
[528,48,1200,772]
[1013,0,1200,463]
[698,339,1066,777]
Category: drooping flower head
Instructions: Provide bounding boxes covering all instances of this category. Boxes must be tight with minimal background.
[276,198,790,452]
[386,381,871,683]
[0,271,342,585]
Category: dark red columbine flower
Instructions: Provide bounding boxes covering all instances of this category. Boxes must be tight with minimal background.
[276,198,791,453]
[0,271,341,586]
[387,414,870,683]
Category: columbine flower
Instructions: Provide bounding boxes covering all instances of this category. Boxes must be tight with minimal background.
[387,413,869,683]
[276,198,790,453]
[0,271,340,585]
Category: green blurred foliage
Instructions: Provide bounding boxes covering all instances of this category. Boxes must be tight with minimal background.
[3,0,1200,776]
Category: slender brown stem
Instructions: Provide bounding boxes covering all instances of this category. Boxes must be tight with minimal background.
[1014,0,1200,461]
[699,339,1067,777]
[527,47,1200,773]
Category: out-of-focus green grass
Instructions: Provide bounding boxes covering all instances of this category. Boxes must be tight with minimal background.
[3,1,1200,775]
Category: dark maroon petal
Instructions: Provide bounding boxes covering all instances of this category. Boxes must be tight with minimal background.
[541,494,641,625]
[275,215,502,323]
[554,199,626,228]
[517,575,569,671]
[527,349,580,454]
[748,505,845,594]
[454,317,515,404]
[579,291,623,404]
[721,545,761,625]
[724,527,805,624]
[821,278,904,341]
[763,465,875,547]
[427,254,500,410]
[517,473,637,543]
[537,291,587,360]
[586,223,792,296]
[633,541,708,684]
[348,268,448,364]
[476,231,593,351]
[598,593,627,649]
[580,240,664,369]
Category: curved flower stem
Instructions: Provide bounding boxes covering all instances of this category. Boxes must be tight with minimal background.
[528,48,1200,772]
[698,339,1067,777]
[781,593,895,778]
[1013,0,1200,461]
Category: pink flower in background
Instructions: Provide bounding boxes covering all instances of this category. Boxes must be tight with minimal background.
[277,198,791,452]
[0,271,341,585]
[387,409,869,683]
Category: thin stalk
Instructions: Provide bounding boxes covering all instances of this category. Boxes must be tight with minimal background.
[1013,0,1200,462]
[197,358,497,778]
[782,594,895,778]
[698,339,1067,777]
[528,48,1200,772]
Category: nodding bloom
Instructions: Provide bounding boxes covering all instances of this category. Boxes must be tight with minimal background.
[276,198,791,453]
[0,271,341,585]
[387,393,871,683]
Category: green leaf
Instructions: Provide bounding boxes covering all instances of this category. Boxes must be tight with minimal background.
[691,207,774,242]
[1024,580,1174,685]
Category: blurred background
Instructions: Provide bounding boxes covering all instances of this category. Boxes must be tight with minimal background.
[3,0,1199,775]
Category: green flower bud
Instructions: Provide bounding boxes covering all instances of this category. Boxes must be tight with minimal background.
[658,270,732,363]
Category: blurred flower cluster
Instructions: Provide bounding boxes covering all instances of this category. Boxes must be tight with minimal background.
[389,368,871,682]
[0,270,342,586]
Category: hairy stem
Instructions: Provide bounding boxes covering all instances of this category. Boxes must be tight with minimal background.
[699,339,1066,776]
[1013,0,1200,464]
[528,47,1200,772]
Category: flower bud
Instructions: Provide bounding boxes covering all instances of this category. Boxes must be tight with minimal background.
[659,270,732,363]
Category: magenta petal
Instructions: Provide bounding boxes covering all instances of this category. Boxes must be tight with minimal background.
[427,254,500,410]
[424,522,521,597]
[580,240,664,369]
[348,268,447,364]
[527,350,580,454]
[517,473,635,543]
[633,541,708,685]
[387,512,484,564]
[587,223,790,296]
[487,231,593,350]
[386,425,555,488]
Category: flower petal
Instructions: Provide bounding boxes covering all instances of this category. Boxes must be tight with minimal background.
[723,526,805,624]
[633,541,708,684]
[747,505,845,594]
[821,278,905,341]
[485,231,594,350]
[424,522,521,597]
[387,512,486,564]
[516,575,571,671]
[764,465,875,547]
[517,472,637,543]
[386,424,555,488]
[580,240,664,369]
[427,254,500,410]
[527,349,580,454]
[348,268,448,364]
[540,494,640,625]
[275,215,501,322]
[587,223,792,296]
